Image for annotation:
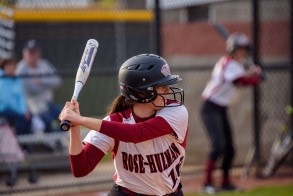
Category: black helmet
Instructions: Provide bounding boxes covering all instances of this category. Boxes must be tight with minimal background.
[226,32,251,54]
[118,54,184,105]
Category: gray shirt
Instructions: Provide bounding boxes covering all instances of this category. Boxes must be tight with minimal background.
[16,59,61,115]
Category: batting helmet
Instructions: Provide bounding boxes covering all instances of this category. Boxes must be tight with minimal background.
[118,54,184,105]
[226,32,251,54]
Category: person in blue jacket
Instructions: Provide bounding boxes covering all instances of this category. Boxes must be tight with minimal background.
[0,58,32,135]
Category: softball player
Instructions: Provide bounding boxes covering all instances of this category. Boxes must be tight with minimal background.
[200,32,262,194]
[59,54,188,195]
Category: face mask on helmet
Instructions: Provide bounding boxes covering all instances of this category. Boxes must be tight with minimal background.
[120,84,184,107]
[118,54,184,107]
[152,87,184,107]
[120,85,157,103]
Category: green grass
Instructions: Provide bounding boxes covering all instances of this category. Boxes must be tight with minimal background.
[185,184,293,196]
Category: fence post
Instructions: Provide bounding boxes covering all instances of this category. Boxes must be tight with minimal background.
[252,0,262,178]
[115,22,126,67]
[154,0,161,56]
[290,0,293,128]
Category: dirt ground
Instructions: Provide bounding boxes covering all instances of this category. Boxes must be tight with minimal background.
[66,166,293,196]
[181,169,293,193]
[3,165,292,196]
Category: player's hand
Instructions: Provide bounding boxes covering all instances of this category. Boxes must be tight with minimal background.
[71,99,80,115]
[59,101,81,126]
[249,65,266,81]
[249,65,262,75]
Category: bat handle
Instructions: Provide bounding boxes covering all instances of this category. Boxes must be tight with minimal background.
[260,72,266,81]
[60,120,71,131]
[247,58,266,81]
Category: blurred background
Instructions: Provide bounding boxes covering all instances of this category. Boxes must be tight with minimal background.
[0,0,292,195]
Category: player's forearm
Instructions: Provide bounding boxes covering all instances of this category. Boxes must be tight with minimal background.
[79,116,103,132]
[233,74,261,86]
[100,117,173,143]
[69,126,83,155]
[79,116,173,143]
[70,143,104,177]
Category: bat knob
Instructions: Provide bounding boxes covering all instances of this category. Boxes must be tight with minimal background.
[60,120,71,131]
[260,72,266,81]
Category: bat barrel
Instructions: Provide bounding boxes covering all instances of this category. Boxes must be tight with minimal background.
[59,39,99,132]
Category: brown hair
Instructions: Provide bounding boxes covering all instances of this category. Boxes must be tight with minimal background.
[0,58,17,69]
[106,95,135,115]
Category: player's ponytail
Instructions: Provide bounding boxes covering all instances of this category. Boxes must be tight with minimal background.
[106,94,135,115]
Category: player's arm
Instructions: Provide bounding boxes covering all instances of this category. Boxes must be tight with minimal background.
[234,65,262,86]
[100,117,173,143]
[60,100,173,143]
[60,100,102,167]
[72,116,173,143]
[233,74,261,86]
[69,125,83,155]
[62,100,103,177]
[69,125,105,177]
[233,67,261,86]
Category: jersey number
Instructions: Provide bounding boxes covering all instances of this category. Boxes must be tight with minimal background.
[168,156,184,188]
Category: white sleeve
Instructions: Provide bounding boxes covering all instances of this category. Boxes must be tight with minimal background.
[83,116,115,154]
[156,105,188,143]
[224,60,245,82]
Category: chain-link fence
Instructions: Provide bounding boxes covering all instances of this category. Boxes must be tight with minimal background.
[0,0,292,195]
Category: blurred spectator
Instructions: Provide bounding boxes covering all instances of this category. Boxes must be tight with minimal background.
[0,58,32,135]
[200,32,262,194]
[16,39,62,133]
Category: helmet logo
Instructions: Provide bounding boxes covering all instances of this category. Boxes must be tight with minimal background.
[161,64,171,76]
